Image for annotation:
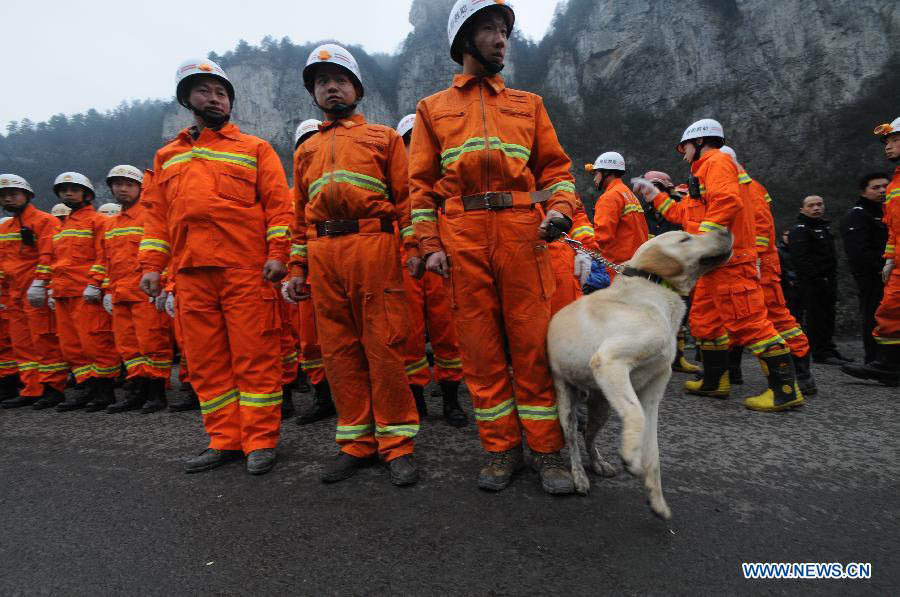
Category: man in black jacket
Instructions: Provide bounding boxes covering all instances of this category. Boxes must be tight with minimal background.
[839,173,890,364]
[788,195,852,364]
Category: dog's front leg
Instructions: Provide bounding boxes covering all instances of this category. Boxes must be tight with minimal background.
[638,371,672,520]
[553,376,590,495]
[590,355,644,476]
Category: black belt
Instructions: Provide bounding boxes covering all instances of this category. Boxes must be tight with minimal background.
[460,190,553,211]
[315,218,394,237]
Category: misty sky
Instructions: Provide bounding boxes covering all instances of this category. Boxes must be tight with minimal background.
[1,0,562,130]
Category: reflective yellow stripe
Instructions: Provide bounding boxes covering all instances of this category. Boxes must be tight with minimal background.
[738,172,752,184]
[291,244,308,258]
[755,236,770,248]
[124,356,147,370]
[239,390,283,407]
[517,404,558,421]
[105,227,144,239]
[35,265,52,274]
[93,364,121,376]
[434,356,462,369]
[621,203,644,217]
[336,424,374,440]
[309,170,387,199]
[544,181,576,195]
[38,362,68,372]
[405,356,429,376]
[440,137,531,170]
[0,232,21,241]
[162,147,257,171]
[0,360,19,369]
[412,209,437,224]
[200,389,239,415]
[375,424,420,438]
[571,225,594,239]
[282,351,298,364]
[266,226,289,240]
[139,238,171,255]
[764,193,772,204]
[89,265,107,274]
[874,336,900,345]
[53,229,93,242]
[780,327,803,340]
[301,358,323,369]
[17,361,39,371]
[747,335,785,355]
[698,220,727,234]
[474,398,516,422]
[658,197,675,215]
[145,359,173,369]
[400,225,415,239]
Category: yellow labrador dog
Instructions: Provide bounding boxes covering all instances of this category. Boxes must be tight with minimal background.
[547,229,732,519]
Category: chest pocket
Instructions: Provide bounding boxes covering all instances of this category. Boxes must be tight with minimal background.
[70,236,95,260]
[432,110,468,147]
[157,166,182,198]
[217,165,257,205]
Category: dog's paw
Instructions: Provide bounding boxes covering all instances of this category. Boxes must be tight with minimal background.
[621,454,643,477]
[590,454,617,477]
[648,497,672,520]
[573,469,591,496]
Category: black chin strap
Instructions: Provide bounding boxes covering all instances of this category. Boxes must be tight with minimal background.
[465,35,504,75]
[314,99,358,119]
[620,266,664,285]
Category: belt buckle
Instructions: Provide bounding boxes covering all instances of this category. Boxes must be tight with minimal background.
[323,220,339,236]
[483,192,498,210]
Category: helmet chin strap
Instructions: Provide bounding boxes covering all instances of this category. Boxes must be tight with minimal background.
[465,35,504,75]
[314,98,358,119]
[189,101,231,128]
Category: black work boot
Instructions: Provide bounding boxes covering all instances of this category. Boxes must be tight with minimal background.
[439,380,467,427]
[57,381,94,412]
[410,384,428,418]
[141,378,168,413]
[744,347,805,412]
[321,451,376,483]
[247,448,277,475]
[531,450,576,495]
[0,374,20,403]
[727,346,744,385]
[296,380,336,425]
[388,454,419,486]
[168,382,200,412]
[32,386,66,410]
[294,366,311,393]
[478,445,524,491]
[85,378,117,412]
[107,377,148,413]
[671,336,700,373]
[184,448,243,473]
[281,385,295,420]
[841,345,899,387]
[684,349,730,397]
[792,352,818,396]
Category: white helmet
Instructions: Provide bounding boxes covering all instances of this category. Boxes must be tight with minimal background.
[303,44,364,98]
[0,217,11,225]
[874,117,900,139]
[53,172,95,198]
[448,0,515,65]
[175,58,234,108]
[106,164,143,187]
[51,203,72,218]
[719,145,737,163]
[396,114,416,138]
[677,118,724,152]
[98,203,122,217]
[585,151,626,173]
[294,119,322,147]
[0,174,34,196]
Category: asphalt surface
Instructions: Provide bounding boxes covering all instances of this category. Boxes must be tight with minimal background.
[0,339,897,595]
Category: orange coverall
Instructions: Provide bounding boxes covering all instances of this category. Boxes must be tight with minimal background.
[278,295,299,386]
[409,74,576,453]
[549,206,597,316]
[592,177,649,278]
[873,166,899,345]
[97,179,174,382]
[742,171,809,357]
[50,205,120,383]
[291,114,418,462]
[652,149,784,355]
[0,204,67,394]
[0,280,17,379]
[139,123,292,454]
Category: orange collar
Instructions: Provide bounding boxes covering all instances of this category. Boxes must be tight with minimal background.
[179,122,241,143]
[452,73,506,94]
[320,113,367,131]
[691,148,721,173]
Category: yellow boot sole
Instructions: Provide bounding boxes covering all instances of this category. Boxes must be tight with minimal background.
[684,374,730,398]
[743,388,805,412]
[673,357,701,374]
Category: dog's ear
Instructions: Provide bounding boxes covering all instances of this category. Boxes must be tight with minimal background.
[632,245,684,278]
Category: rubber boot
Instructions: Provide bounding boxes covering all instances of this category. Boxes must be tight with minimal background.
[294,366,311,394]
[85,378,116,412]
[439,380,467,427]
[168,382,200,412]
[0,374,20,403]
[792,352,818,396]
[410,384,428,418]
[141,378,168,413]
[744,348,805,412]
[57,381,94,412]
[727,346,744,385]
[32,385,66,410]
[281,385,295,420]
[107,377,148,413]
[671,336,700,373]
[296,380,336,425]
[684,349,730,397]
[841,345,899,387]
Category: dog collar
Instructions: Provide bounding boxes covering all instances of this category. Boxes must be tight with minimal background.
[621,266,665,285]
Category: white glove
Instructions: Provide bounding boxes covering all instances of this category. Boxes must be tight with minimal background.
[165,293,176,318]
[83,284,102,302]
[281,281,297,304]
[27,280,48,307]
[103,294,113,314]
[153,290,168,313]
[47,289,56,311]
[573,252,592,286]
[884,259,895,284]
[756,258,762,280]
[630,177,659,202]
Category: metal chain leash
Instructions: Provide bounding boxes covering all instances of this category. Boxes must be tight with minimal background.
[554,231,626,275]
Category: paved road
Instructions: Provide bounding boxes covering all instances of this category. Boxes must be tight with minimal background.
[0,340,897,595]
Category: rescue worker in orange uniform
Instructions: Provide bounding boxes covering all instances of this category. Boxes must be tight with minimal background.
[0,178,67,409]
[633,119,802,412]
[587,151,649,278]
[408,0,576,494]
[98,165,174,414]
[284,45,420,486]
[0,256,17,403]
[842,117,900,386]
[139,58,292,476]
[38,172,121,413]
[285,118,336,426]
[720,146,817,396]
[396,113,467,426]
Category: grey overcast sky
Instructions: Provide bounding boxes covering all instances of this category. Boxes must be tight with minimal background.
[0,0,562,130]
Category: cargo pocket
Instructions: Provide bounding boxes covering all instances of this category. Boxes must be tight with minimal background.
[381,288,409,346]
[717,282,755,321]
[534,245,556,300]
[259,286,280,335]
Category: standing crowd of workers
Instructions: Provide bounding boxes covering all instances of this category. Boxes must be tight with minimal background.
[1,0,897,493]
